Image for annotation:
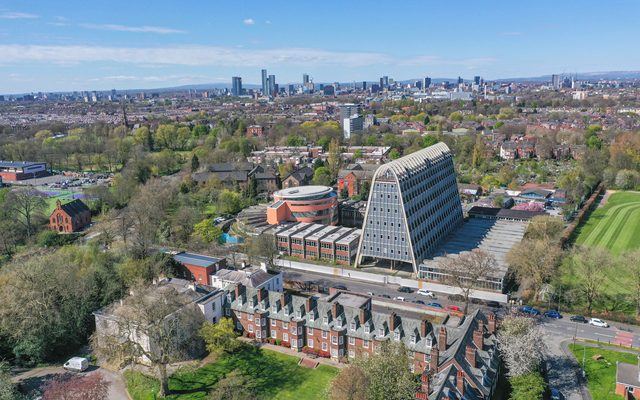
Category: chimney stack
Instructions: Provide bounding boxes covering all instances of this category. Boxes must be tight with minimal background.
[332,302,339,319]
[438,326,447,352]
[465,345,476,367]
[473,325,484,350]
[305,297,313,313]
[419,373,430,396]
[280,292,287,307]
[235,283,243,300]
[456,371,465,396]
[420,319,428,338]
[389,312,397,332]
[257,288,264,304]
[359,307,366,325]
[488,313,497,334]
[430,346,439,372]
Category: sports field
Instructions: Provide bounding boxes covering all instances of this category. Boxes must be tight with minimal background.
[574,191,640,254]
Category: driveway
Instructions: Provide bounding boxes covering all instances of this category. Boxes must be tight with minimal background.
[13,365,129,400]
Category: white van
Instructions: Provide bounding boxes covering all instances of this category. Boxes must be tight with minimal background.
[63,357,89,372]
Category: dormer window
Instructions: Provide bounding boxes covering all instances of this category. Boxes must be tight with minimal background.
[350,322,356,331]
[309,312,315,321]
[272,304,277,313]
[410,335,416,344]
[323,316,328,324]
[378,328,384,337]
[284,307,289,317]
[336,318,342,328]
[226,293,232,302]
[295,310,302,319]
[394,331,400,341]
[248,299,254,308]
[364,324,370,334]
[238,297,243,306]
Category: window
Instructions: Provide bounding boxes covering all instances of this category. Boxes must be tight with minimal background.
[284,307,289,316]
[323,316,328,324]
[394,331,400,341]
[225,308,230,316]
[364,325,370,334]
[255,318,261,326]
[256,330,261,339]
[283,333,289,342]
[307,327,313,335]
[349,337,355,345]
[298,339,303,348]
[424,353,429,362]
[271,330,277,338]
[363,340,369,348]
[339,336,343,345]
[248,314,253,321]
[237,322,243,330]
[322,331,328,339]
[308,339,314,348]
[272,304,277,313]
[322,342,328,351]
[248,325,254,333]
[331,336,338,345]
[237,313,242,320]
[350,322,356,331]
[378,328,384,336]
[349,350,355,358]
[411,335,416,344]
[331,349,338,357]
[271,320,276,327]
[298,326,302,335]
[336,319,342,328]
[295,310,302,319]
[283,322,289,329]
[309,313,315,321]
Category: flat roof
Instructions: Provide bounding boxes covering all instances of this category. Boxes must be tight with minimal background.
[336,229,361,245]
[279,222,310,237]
[321,227,353,243]
[306,225,341,241]
[173,252,223,268]
[0,160,46,168]
[273,185,333,199]
[291,224,326,240]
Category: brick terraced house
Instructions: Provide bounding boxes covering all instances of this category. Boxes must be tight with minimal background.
[225,285,500,399]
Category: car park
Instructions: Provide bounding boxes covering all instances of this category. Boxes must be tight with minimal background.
[544,310,562,319]
[428,302,443,309]
[570,315,588,323]
[589,318,609,328]
[417,289,435,298]
[397,286,414,293]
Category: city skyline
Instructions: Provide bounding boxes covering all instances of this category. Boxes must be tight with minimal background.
[1,0,640,93]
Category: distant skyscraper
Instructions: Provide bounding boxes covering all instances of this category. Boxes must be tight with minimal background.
[551,74,561,90]
[268,74,276,96]
[424,77,432,89]
[362,81,367,90]
[383,76,389,88]
[474,76,481,85]
[379,77,384,89]
[261,69,268,94]
[232,76,242,96]
[415,80,422,89]
[457,76,463,85]
[303,74,310,85]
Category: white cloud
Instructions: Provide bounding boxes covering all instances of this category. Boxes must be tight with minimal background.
[265,20,272,24]
[0,11,38,19]
[243,18,255,25]
[0,44,388,68]
[80,23,186,34]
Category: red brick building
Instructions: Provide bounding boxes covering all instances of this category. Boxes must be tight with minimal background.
[173,252,227,285]
[246,125,264,137]
[616,361,640,399]
[225,285,500,399]
[0,161,49,181]
[49,199,91,233]
[337,164,378,198]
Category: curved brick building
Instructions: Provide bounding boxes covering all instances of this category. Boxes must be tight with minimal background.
[267,185,338,225]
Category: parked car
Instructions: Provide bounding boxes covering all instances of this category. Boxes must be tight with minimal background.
[447,305,462,312]
[414,300,426,305]
[544,310,562,319]
[589,318,609,328]
[64,357,89,372]
[366,291,374,296]
[550,388,564,400]
[520,305,540,316]
[397,286,414,293]
[428,302,444,309]
[570,315,588,323]
[417,289,435,298]
[394,296,406,302]
[379,294,391,299]
[332,284,347,291]
[486,301,502,308]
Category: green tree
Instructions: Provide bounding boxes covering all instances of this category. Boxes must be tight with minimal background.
[217,190,243,215]
[199,318,241,356]
[191,154,200,172]
[0,362,23,400]
[193,219,223,244]
[244,234,278,270]
[506,239,563,301]
[449,111,463,122]
[327,138,342,180]
[421,135,438,148]
[354,341,418,400]
[329,365,368,400]
[312,166,333,186]
[389,149,400,160]
[287,134,304,147]
[526,215,564,241]
[509,371,545,400]
[208,369,257,400]
[471,135,486,168]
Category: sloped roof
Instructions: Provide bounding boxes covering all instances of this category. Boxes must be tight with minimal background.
[59,199,90,217]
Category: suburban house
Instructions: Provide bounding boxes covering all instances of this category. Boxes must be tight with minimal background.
[226,285,500,399]
[282,166,314,188]
[172,252,227,286]
[0,160,49,181]
[210,264,283,293]
[616,359,640,399]
[337,163,378,198]
[93,278,225,365]
[49,199,91,233]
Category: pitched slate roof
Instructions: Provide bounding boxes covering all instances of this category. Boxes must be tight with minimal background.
[59,199,90,217]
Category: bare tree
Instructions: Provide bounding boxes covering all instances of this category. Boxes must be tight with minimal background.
[244,233,278,270]
[571,246,611,315]
[622,250,640,317]
[6,188,47,240]
[497,315,545,378]
[91,284,205,397]
[525,215,564,241]
[506,239,563,301]
[438,249,497,314]
[329,365,369,400]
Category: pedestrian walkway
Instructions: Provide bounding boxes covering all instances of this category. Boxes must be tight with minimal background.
[238,337,344,369]
[613,330,635,347]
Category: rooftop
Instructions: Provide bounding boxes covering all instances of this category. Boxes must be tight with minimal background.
[173,252,223,268]
[0,160,46,168]
[273,185,334,199]
[321,227,353,243]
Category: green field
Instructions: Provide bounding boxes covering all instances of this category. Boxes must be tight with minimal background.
[569,343,638,399]
[574,192,640,254]
[125,346,339,400]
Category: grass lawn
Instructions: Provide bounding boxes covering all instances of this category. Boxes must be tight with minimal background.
[125,346,338,400]
[574,191,640,255]
[569,343,638,399]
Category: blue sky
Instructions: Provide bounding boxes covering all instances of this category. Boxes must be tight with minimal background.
[0,0,639,93]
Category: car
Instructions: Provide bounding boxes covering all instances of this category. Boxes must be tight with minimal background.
[570,315,588,323]
[446,305,462,312]
[550,388,564,400]
[589,318,609,328]
[332,284,347,291]
[64,357,89,372]
[520,305,540,316]
[366,291,374,296]
[428,302,444,309]
[544,310,562,319]
[413,300,426,305]
[379,294,391,299]
[394,296,406,302]
[486,301,502,309]
[417,289,435,298]
[397,286,414,293]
